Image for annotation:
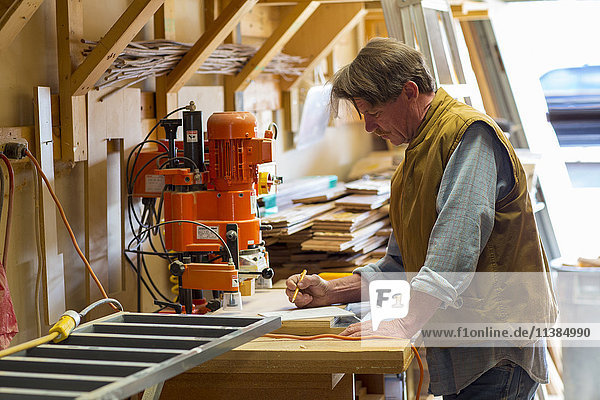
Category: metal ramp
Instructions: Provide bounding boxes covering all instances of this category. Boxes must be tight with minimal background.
[0,312,280,399]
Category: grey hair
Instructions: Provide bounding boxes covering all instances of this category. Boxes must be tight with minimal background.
[329,37,435,115]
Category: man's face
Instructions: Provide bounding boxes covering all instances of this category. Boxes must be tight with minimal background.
[354,97,412,146]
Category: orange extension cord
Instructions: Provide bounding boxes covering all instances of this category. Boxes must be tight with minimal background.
[265,333,424,400]
[0,153,14,268]
[25,150,117,311]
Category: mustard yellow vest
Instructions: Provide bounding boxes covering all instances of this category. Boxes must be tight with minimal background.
[390,88,557,325]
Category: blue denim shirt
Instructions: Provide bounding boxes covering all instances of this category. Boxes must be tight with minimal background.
[354,122,548,395]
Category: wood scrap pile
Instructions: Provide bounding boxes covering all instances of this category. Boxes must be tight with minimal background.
[263,178,392,274]
[82,40,306,93]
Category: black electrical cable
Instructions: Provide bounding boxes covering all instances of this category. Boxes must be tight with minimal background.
[126,105,190,190]
[127,153,169,229]
[141,253,171,302]
[127,220,234,263]
[139,204,173,302]
[124,104,197,310]
[123,252,158,301]
[154,185,168,236]
[129,152,169,195]
[142,199,171,261]
[145,205,170,260]
[124,249,173,257]
[125,105,191,235]
[125,139,169,190]
[157,156,199,171]
[127,198,151,247]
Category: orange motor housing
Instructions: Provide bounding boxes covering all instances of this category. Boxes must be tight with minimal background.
[162,112,274,253]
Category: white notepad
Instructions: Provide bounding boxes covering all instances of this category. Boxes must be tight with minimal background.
[259,306,355,321]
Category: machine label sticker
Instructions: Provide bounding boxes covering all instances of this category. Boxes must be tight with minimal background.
[232,278,239,288]
[197,225,219,240]
[145,174,165,193]
[247,240,254,245]
[250,193,257,215]
[186,130,198,143]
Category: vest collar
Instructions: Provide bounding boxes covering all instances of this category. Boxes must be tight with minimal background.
[407,88,454,151]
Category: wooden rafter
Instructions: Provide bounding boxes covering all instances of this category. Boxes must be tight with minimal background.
[70,0,165,96]
[0,0,44,52]
[165,0,258,94]
[226,1,319,95]
[56,0,87,162]
[281,3,367,91]
[258,0,376,5]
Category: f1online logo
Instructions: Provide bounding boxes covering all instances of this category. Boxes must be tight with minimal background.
[369,280,410,330]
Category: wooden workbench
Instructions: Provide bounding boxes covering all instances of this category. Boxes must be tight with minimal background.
[159,289,413,400]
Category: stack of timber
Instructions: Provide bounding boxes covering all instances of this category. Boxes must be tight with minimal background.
[264,178,391,275]
[292,183,347,204]
[301,207,389,253]
[345,179,391,195]
[261,175,338,212]
[334,193,390,211]
[261,203,337,237]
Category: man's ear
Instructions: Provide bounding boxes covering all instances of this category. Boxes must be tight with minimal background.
[403,81,419,100]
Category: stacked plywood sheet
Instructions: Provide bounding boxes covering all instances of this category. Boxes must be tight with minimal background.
[262,203,337,236]
[334,193,390,211]
[311,207,388,232]
[292,183,348,204]
[301,220,389,253]
[267,175,338,210]
[345,178,391,195]
[264,179,391,274]
[302,207,389,253]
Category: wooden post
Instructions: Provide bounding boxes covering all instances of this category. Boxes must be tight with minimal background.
[56,0,87,162]
[33,86,66,324]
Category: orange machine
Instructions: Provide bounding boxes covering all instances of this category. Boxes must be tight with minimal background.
[131,110,279,312]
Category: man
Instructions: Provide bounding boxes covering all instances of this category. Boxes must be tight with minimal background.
[285,38,557,399]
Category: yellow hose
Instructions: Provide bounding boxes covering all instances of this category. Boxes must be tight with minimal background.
[0,332,58,358]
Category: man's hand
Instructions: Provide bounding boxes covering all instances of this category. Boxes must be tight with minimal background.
[286,273,331,308]
[340,319,411,338]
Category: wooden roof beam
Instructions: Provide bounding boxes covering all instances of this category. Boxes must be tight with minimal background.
[258,0,378,5]
[281,3,367,91]
[226,1,319,94]
[0,0,44,52]
[165,0,258,94]
[70,0,165,96]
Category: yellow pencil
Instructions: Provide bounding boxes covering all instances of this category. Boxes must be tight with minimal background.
[291,269,307,303]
